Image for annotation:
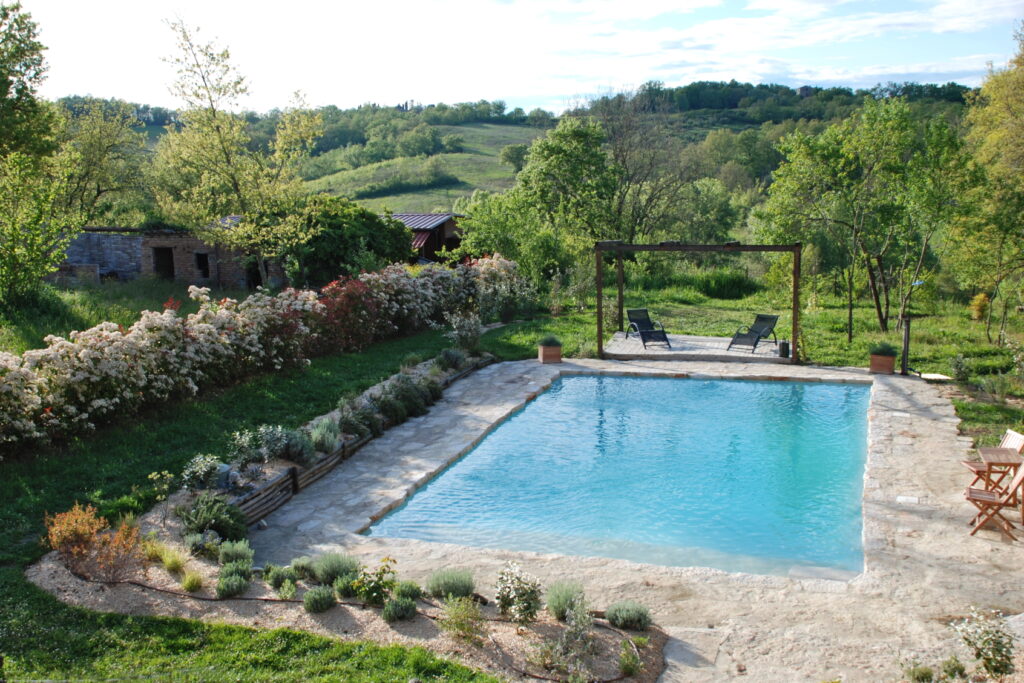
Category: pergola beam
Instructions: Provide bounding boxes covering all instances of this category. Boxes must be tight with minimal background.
[594,241,803,363]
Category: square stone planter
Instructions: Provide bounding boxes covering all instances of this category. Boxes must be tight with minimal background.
[538,345,562,363]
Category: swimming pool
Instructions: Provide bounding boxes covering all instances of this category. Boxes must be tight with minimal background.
[366,375,870,576]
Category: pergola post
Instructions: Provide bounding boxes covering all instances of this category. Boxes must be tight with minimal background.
[791,243,801,365]
[616,253,624,331]
[596,249,604,358]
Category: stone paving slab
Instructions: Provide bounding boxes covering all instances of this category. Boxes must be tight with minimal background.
[252,358,1024,682]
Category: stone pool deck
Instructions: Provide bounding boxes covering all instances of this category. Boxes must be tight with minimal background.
[252,359,1023,682]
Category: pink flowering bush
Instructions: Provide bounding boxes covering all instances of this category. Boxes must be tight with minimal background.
[0,256,529,452]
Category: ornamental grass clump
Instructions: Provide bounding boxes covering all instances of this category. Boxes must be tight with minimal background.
[606,601,652,631]
[181,571,203,593]
[495,561,542,624]
[218,539,254,565]
[546,580,584,621]
[303,585,336,613]
[216,573,249,599]
[310,553,361,585]
[382,596,417,623]
[177,492,247,541]
[160,546,186,574]
[426,568,475,599]
[309,417,341,452]
[394,580,422,601]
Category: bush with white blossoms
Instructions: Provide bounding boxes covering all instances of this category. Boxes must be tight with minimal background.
[0,256,529,452]
[495,561,543,624]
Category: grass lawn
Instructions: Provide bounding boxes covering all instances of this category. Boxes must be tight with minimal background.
[0,278,248,354]
[0,329,498,682]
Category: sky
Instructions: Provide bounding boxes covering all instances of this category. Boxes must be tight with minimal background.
[22,0,1024,114]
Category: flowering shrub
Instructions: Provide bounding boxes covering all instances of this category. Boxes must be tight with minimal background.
[1,256,529,451]
[495,561,543,624]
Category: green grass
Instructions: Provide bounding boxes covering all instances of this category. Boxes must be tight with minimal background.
[0,279,247,354]
[0,328,495,681]
[309,123,543,213]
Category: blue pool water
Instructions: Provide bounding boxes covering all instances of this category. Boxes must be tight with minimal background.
[366,375,870,576]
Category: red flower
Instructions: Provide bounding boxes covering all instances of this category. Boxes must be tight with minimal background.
[163,296,181,311]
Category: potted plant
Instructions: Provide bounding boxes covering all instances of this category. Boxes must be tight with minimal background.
[868,341,898,374]
[538,335,562,364]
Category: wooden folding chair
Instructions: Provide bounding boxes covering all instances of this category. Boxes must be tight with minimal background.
[966,464,1024,540]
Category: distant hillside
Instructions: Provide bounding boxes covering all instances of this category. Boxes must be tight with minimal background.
[308,123,544,212]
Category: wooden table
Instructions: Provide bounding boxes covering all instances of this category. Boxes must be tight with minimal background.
[977,447,1022,495]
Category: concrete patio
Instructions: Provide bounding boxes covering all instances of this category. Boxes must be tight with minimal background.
[602,331,791,363]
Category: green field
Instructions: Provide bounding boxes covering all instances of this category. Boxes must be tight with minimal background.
[308,123,544,212]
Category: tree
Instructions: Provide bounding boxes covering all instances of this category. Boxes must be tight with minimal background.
[966,24,1024,196]
[758,98,917,340]
[58,98,148,224]
[0,153,83,301]
[499,143,528,173]
[0,3,56,157]
[526,108,555,128]
[150,21,322,284]
[279,196,411,288]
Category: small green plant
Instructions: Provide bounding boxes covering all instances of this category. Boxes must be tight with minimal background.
[376,392,408,424]
[546,580,584,621]
[160,546,186,574]
[495,561,542,624]
[310,553,361,585]
[382,596,418,623]
[394,580,422,601]
[940,654,966,680]
[353,556,397,606]
[334,575,358,599]
[177,492,247,541]
[434,348,465,371]
[443,311,481,352]
[902,662,934,683]
[283,429,316,466]
[951,354,970,383]
[355,404,384,436]
[427,568,475,599]
[278,578,297,599]
[606,601,652,631]
[618,639,643,677]
[309,417,341,452]
[303,585,336,613]
[953,607,1015,678]
[220,559,252,581]
[980,372,1014,404]
[142,538,166,563]
[216,573,249,599]
[390,374,428,417]
[539,334,562,347]
[337,402,371,438]
[181,571,203,593]
[218,539,253,565]
[180,454,223,491]
[438,595,486,645]
[290,556,314,581]
[265,565,298,590]
[401,351,427,368]
[631,636,649,648]
[417,377,443,402]
[868,341,898,357]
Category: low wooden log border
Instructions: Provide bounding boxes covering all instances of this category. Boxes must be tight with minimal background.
[231,356,495,526]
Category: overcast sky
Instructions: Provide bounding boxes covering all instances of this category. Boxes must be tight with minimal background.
[22,0,1024,113]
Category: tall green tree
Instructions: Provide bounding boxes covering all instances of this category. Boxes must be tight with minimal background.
[0,3,56,156]
[150,21,322,284]
[499,143,528,173]
[0,152,83,301]
[758,98,917,340]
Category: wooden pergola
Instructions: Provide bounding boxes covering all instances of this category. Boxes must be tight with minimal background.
[594,241,803,364]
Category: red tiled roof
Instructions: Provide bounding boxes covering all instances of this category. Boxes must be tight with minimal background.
[411,232,431,249]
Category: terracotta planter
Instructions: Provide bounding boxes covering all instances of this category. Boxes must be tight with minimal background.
[538,345,562,363]
[869,354,896,374]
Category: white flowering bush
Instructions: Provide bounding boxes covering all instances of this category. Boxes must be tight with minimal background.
[953,606,1015,678]
[0,257,531,452]
[470,254,533,322]
[495,561,543,624]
